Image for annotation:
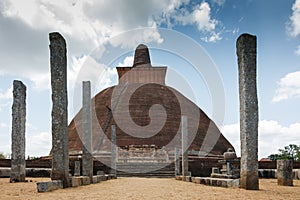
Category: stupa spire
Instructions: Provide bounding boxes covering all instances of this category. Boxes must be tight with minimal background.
[133,44,151,67]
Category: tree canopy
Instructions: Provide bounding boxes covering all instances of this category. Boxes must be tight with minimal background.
[268,144,300,162]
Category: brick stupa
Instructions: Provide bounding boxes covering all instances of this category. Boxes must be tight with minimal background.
[66,44,234,157]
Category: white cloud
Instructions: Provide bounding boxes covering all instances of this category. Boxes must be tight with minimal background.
[1,0,166,47]
[69,54,117,115]
[0,87,12,100]
[0,101,10,112]
[169,1,222,42]
[211,0,226,6]
[0,122,8,128]
[109,27,164,49]
[69,55,117,91]
[173,2,219,32]
[118,56,134,67]
[192,2,218,32]
[220,123,240,156]
[221,120,300,159]
[30,73,50,91]
[26,131,51,157]
[201,32,222,42]
[0,87,12,112]
[0,0,169,91]
[0,0,224,92]
[272,71,300,102]
[288,0,300,37]
[295,45,300,55]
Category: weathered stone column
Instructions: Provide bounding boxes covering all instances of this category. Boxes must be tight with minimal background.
[181,115,188,176]
[237,33,259,190]
[10,80,26,183]
[49,32,69,188]
[82,81,93,181]
[277,160,293,186]
[110,125,117,176]
[174,147,180,176]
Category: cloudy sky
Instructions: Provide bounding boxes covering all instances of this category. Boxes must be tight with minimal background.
[0,0,299,159]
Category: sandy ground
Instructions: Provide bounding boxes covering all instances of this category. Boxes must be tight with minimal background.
[0,178,299,200]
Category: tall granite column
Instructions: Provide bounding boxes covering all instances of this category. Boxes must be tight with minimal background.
[10,80,26,183]
[111,125,117,176]
[237,33,259,190]
[82,81,93,181]
[181,115,188,176]
[50,32,69,188]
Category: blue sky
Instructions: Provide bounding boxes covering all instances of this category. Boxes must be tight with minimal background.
[0,0,299,159]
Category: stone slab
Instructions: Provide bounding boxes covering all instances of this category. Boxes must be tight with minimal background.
[92,176,99,184]
[109,174,117,179]
[71,176,82,187]
[37,180,63,192]
[184,176,191,182]
[190,177,240,188]
[0,168,11,177]
[191,177,196,183]
[193,177,200,184]
[70,176,91,187]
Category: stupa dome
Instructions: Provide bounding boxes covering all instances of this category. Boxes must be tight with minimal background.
[67,44,234,157]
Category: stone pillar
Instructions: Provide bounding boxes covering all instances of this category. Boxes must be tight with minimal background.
[110,125,117,175]
[237,33,259,190]
[74,161,80,176]
[82,81,93,181]
[10,80,26,183]
[277,160,293,186]
[174,147,180,176]
[181,115,188,176]
[49,32,69,188]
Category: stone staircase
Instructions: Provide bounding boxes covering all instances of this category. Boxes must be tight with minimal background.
[116,162,175,178]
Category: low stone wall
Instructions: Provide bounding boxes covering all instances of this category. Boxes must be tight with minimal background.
[37,174,116,192]
[0,168,51,178]
[259,161,300,169]
[258,169,300,180]
[175,175,240,188]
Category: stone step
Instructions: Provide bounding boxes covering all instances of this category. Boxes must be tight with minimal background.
[116,162,175,178]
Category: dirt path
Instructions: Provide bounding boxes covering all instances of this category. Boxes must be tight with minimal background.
[0,178,299,200]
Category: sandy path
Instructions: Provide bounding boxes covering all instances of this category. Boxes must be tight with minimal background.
[0,178,299,200]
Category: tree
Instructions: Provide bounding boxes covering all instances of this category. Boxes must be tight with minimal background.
[0,153,6,159]
[267,144,300,162]
[268,154,280,161]
[279,144,300,161]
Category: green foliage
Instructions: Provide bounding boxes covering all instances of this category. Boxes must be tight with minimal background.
[27,156,40,160]
[269,144,300,162]
[268,154,280,161]
[0,152,6,159]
